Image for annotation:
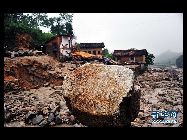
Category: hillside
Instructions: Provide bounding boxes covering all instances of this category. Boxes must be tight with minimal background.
[154,50,182,65]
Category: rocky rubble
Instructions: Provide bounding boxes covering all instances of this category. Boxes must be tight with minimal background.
[62,63,140,127]
[4,55,86,127]
[4,53,183,127]
[4,87,85,127]
[131,68,183,127]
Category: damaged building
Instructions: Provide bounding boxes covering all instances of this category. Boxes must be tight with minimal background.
[43,34,76,60]
[113,49,148,65]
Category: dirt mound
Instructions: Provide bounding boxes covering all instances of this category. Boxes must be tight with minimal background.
[4,55,64,91]
[63,63,140,126]
[15,33,33,51]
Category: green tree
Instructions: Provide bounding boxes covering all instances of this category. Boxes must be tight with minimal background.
[49,13,73,35]
[176,55,183,68]
[4,13,53,50]
[102,48,113,59]
[102,48,109,56]
[65,22,74,36]
[4,13,74,51]
[30,13,48,28]
[75,43,80,50]
[145,53,155,67]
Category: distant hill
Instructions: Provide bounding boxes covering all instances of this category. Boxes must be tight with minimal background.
[176,55,183,68]
[154,50,182,65]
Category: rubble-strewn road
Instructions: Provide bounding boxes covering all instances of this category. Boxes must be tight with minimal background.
[131,68,183,127]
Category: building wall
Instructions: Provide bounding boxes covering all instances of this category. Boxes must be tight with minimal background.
[135,55,146,63]
[80,48,103,55]
[45,36,76,60]
[45,44,60,59]
[60,37,76,54]
[45,36,61,59]
[60,36,69,48]
[46,36,62,47]
[115,55,146,64]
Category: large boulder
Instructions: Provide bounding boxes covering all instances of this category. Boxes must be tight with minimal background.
[63,63,140,127]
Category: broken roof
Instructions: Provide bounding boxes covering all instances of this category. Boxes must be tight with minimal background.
[44,34,75,45]
[113,49,148,56]
[80,43,105,49]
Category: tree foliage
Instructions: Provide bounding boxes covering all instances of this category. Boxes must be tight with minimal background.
[145,53,155,66]
[47,13,73,35]
[176,55,183,68]
[4,13,74,51]
[102,48,113,59]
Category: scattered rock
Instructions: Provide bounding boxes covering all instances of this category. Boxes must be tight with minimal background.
[32,115,44,125]
[5,112,14,123]
[68,115,76,124]
[131,68,183,127]
[48,113,55,122]
[39,119,49,127]
[55,115,62,125]
[44,82,49,87]
[25,111,36,123]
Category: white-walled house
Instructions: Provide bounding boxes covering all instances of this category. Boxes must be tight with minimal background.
[44,34,76,60]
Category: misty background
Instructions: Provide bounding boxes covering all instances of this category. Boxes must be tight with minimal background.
[43,13,183,64]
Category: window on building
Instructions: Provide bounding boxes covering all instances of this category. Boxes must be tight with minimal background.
[98,51,100,54]
[93,50,96,55]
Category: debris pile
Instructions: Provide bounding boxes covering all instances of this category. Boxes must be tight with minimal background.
[4,87,85,127]
[4,49,183,127]
[5,50,44,58]
[71,51,102,61]
[4,56,65,91]
[63,63,140,126]
[15,33,33,51]
[131,68,183,127]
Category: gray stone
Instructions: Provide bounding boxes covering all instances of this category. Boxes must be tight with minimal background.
[48,113,55,122]
[73,123,83,127]
[32,115,44,125]
[49,103,55,110]
[25,111,36,123]
[55,115,62,124]
[5,112,14,123]
[39,119,49,127]
[60,101,66,108]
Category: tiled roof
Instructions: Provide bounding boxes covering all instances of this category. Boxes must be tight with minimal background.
[80,43,105,49]
[113,49,148,56]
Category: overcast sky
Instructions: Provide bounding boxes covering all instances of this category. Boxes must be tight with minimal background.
[45,13,183,55]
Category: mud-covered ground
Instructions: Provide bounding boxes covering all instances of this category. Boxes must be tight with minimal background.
[4,56,183,127]
[131,68,183,127]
